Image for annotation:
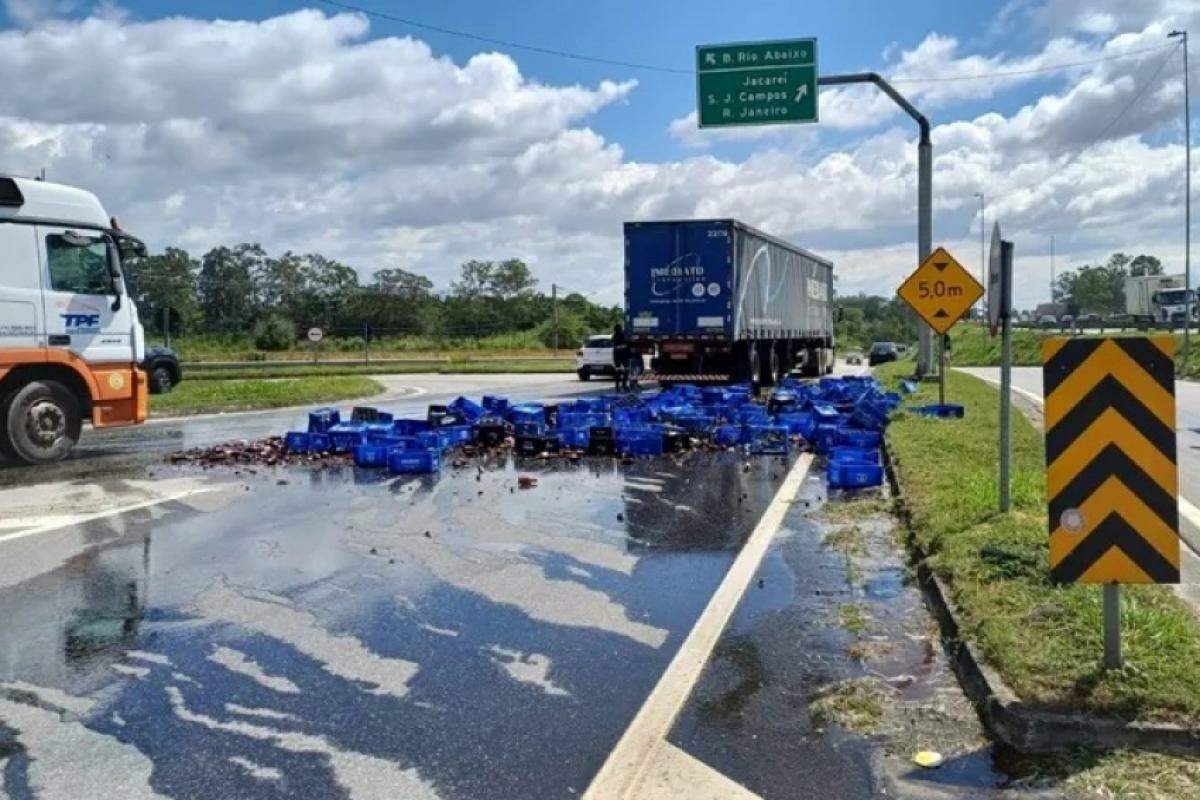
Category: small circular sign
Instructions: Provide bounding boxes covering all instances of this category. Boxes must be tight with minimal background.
[691,283,706,298]
[707,282,721,297]
[307,327,324,343]
[1061,508,1084,533]
[108,372,125,391]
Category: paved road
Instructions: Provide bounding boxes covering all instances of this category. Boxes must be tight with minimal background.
[0,367,1018,800]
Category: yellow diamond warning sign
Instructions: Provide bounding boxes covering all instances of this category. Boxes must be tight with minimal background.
[897,247,984,334]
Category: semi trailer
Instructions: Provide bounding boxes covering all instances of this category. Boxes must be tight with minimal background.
[1125,273,1195,327]
[0,175,148,464]
[624,219,834,386]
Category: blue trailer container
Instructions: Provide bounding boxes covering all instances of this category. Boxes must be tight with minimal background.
[624,219,835,386]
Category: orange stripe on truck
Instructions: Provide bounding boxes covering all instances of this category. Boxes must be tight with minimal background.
[0,347,147,427]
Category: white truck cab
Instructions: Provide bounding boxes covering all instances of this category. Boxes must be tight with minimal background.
[0,175,148,463]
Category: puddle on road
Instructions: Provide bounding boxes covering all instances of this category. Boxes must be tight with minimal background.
[669,479,1015,800]
[0,449,792,800]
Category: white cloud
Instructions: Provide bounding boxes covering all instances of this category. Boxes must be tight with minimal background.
[0,4,1190,314]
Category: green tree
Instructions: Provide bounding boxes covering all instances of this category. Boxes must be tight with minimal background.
[490,259,537,299]
[132,247,200,334]
[197,245,258,332]
[373,267,433,300]
[1129,254,1163,277]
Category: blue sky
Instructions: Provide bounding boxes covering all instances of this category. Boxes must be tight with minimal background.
[0,0,1195,309]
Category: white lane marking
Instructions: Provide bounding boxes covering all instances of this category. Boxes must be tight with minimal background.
[583,455,813,800]
[956,368,1200,556]
[0,487,217,546]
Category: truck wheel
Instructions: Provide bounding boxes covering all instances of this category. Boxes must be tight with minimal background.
[767,345,782,386]
[577,367,591,381]
[3,380,81,465]
[151,365,175,394]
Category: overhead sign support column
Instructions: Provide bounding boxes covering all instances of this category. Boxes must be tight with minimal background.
[819,73,933,377]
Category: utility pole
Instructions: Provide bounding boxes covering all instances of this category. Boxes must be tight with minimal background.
[819,73,933,376]
[1170,29,1191,368]
[1050,235,1056,302]
[974,192,985,310]
[552,282,560,351]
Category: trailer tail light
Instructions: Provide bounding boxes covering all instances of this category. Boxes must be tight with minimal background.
[662,342,695,354]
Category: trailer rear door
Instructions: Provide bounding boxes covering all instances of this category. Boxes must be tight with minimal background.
[624,220,732,338]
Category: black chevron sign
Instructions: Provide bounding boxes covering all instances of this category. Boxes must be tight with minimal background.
[1043,337,1179,584]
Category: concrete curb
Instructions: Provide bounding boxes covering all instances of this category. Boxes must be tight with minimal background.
[881,439,1200,756]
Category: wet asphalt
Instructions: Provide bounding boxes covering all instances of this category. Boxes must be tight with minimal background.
[0,368,1027,800]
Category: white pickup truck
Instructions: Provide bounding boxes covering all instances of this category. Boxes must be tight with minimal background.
[0,175,149,463]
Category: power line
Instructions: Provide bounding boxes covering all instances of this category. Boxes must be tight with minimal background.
[318,0,1176,87]
[315,0,692,75]
[890,43,1178,84]
[991,41,1181,210]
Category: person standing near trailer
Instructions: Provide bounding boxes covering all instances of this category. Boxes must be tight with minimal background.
[611,323,630,391]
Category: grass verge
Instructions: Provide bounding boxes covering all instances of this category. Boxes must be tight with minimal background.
[947,324,1200,378]
[877,361,1200,724]
[150,376,384,416]
[183,359,575,380]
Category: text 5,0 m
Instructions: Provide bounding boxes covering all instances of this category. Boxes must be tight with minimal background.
[917,280,965,299]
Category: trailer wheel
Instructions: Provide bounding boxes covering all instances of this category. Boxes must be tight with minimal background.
[767,345,782,386]
[748,344,761,389]
[3,380,81,465]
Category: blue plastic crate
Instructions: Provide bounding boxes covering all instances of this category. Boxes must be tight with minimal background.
[900,380,919,395]
[308,407,340,433]
[672,413,716,433]
[836,428,882,448]
[482,395,510,413]
[559,411,609,430]
[514,421,547,438]
[777,412,816,438]
[388,448,440,474]
[915,403,965,419]
[827,461,884,489]
[812,403,840,423]
[392,418,432,436]
[736,405,769,424]
[829,446,881,466]
[616,432,663,457]
[307,432,332,453]
[746,424,789,455]
[352,443,391,468]
[448,396,486,422]
[713,424,742,447]
[350,406,393,424]
[812,424,839,454]
[559,427,590,449]
[368,433,406,448]
[328,423,367,452]
[438,425,473,448]
[284,431,310,453]
[508,403,545,424]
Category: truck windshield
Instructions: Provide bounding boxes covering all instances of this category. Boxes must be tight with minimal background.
[46,233,118,296]
[1155,289,1192,305]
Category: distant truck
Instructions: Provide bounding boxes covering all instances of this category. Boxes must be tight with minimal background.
[623,219,834,386]
[0,175,149,463]
[1125,274,1194,327]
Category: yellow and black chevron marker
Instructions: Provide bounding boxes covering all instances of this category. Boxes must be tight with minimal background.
[1044,336,1179,584]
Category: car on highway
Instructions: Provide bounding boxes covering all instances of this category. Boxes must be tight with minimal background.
[1038,314,1058,328]
[867,341,899,366]
[576,334,615,381]
[1076,312,1102,330]
[845,350,864,366]
[1060,314,1075,330]
[143,345,183,394]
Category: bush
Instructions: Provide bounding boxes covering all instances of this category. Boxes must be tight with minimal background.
[253,316,295,351]
[535,312,588,350]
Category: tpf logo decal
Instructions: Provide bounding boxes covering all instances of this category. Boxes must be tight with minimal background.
[61,313,101,331]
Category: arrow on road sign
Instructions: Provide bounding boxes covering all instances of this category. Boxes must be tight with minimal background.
[795,85,808,102]
[896,246,984,335]
[1043,336,1180,584]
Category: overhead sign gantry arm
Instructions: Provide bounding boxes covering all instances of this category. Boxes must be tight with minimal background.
[818,72,934,377]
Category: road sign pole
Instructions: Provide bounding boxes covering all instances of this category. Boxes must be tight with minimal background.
[1103,583,1122,669]
[938,334,947,406]
[820,72,933,376]
[999,240,1014,513]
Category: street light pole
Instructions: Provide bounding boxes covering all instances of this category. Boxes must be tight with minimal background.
[819,72,934,377]
[1050,234,1056,302]
[974,192,985,308]
[1171,29,1191,367]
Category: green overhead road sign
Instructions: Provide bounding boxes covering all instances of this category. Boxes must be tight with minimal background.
[696,38,818,128]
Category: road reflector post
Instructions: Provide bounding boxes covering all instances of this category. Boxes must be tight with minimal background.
[1043,336,1180,669]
